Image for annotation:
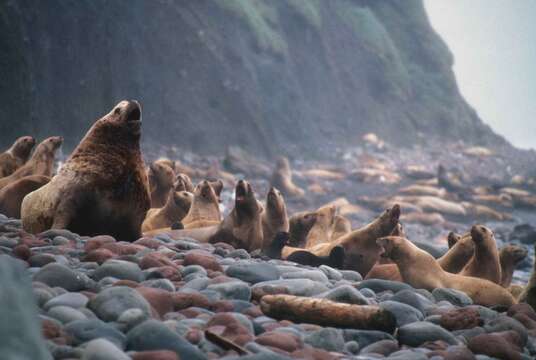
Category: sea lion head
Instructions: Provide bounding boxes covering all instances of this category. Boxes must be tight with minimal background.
[208,179,224,200]
[316,204,336,228]
[267,186,286,214]
[470,224,493,244]
[447,232,461,248]
[500,244,528,264]
[174,173,194,192]
[34,136,63,158]
[172,190,194,211]
[11,136,36,161]
[235,179,260,215]
[376,204,401,235]
[276,156,290,171]
[92,100,143,143]
[148,162,175,190]
[328,245,346,268]
[390,222,405,237]
[195,180,219,204]
[376,236,406,262]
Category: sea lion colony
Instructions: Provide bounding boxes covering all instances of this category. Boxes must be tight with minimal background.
[2,100,536,359]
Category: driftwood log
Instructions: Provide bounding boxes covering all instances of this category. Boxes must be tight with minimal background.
[260,294,396,333]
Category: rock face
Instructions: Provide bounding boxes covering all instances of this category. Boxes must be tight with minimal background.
[0,0,505,157]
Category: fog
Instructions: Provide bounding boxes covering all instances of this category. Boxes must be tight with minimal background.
[425,0,536,150]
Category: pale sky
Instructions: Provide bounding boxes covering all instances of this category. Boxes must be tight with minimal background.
[424,0,536,150]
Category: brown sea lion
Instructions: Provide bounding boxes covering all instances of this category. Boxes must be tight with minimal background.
[287,211,317,247]
[141,190,193,232]
[287,246,346,269]
[460,225,501,284]
[21,100,150,242]
[148,161,175,208]
[290,205,400,276]
[154,158,176,171]
[377,236,516,307]
[0,136,63,190]
[174,173,195,193]
[261,187,289,251]
[261,231,290,260]
[520,244,536,310]
[304,204,336,248]
[0,175,50,218]
[0,136,36,177]
[499,244,528,288]
[270,156,305,198]
[331,214,352,241]
[181,180,222,229]
[437,232,474,273]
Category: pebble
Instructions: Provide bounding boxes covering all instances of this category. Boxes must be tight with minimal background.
[304,327,344,352]
[398,321,460,346]
[356,279,412,293]
[315,285,369,305]
[34,263,92,291]
[64,319,126,347]
[225,262,280,284]
[88,286,152,322]
[379,300,424,326]
[92,260,144,282]
[432,288,473,306]
[44,292,89,310]
[47,305,88,324]
[252,279,329,297]
[81,338,129,360]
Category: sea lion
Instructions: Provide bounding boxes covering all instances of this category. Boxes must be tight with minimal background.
[377,236,516,307]
[174,173,194,193]
[270,156,305,198]
[331,214,352,241]
[148,161,175,208]
[0,175,50,218]
[154,158,176,171]
[437,164,466,193]
[0,136,36,177]
[437,232,474,273]
[459,225,502,284]
[285,211,317,248]
[0,136,63,190]
[400,212,446,226]
[181,180,222,229]
[292,205,400,276]
[21,100,150,242]
[287,246,346,269]
[462,202,511,221]
[499,244,528,288]
[399,184,446,198]
[258,231,289,260]
[304,204,336,248]
[261,187,289,251]
[141,190,193,232]
[520,244,536,310]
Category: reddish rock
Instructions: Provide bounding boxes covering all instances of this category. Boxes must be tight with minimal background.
[101,242,142,255]
[113,280,139,288]
[131,351,179,360]
[212,242,235,251]
[440,307,483,331]
[85,235,116,252]
[251,286,289,301]
[13,244,31,260]
[291,347,338,360]
[508,303,536,321]
[256,331,303,352]
[211,300,235,313]
[139,252,176,269]
[134,237,164,249]
[206,313,254,346]
[83,248,115,264]
[243,305,263,318]
[183,251,223,272]
[172,292,211,310]
[428,345,476,360]
[179,308,202,318]
[467,331,523,360]
[136,287,174,317]
[42,318,62,339]
[149,266,182,281]
[186,329,203,344]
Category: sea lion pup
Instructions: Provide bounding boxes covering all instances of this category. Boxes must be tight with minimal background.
[174,173,195,193]
[181,180,222,229]
[304,204,336,248]
[0,136,36,177]
[147,161,175,208]
[141,190,193,232]
[270,156,305,198]
[0,136,63,190]
[261,187,289,251]
[21,100,150,242]
[437,232,474,273]
[377,236,516,307]
[0,175,50,218]
[287,211,317,247]
[330,214,352,241]
[293,205,400,276]
[499,244,528,288]
[287,245,346,269]
[459,225,502,284]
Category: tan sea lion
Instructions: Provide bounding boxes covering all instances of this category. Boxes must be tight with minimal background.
[148,161,175,208]
[287,211,317,247]
[0,136,63,190]
[21,100,150,242]
[141,190,193,232]
[331,214,352,241]
[304,204,336,248]
[520,244,536,310]
[181,180,222,229]
[437,232,474,273]
[399,184,446,198]
[154,158,176,171]
[0,175,50,218]
[462,202,511,221]
[261,187,289,251]
[0,136,36,177]
[377,236,516,307]
[174,173,195,193]
[401,212,446,226]
[288,205,400,276]
[270,156,304,198]
[499,244,528,288]
[460,225,501,284]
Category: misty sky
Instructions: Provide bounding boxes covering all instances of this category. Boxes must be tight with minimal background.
[424,0,536,150]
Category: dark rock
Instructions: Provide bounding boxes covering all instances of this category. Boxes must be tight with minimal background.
[432,288,473,306]
[314,285,369,305]
[468,330,523,360]
[440,307,483,331]
[398,321,459,346]
[88,286,151,322]
[356,279,412,293]
[379,300,424,326]
[359,339,399,356]
[92,260,144,282]
[343,329,395,349]
[304,327,344,352]
[64,319,126,347]
[34,263,91,291]
[225,262,280,284]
